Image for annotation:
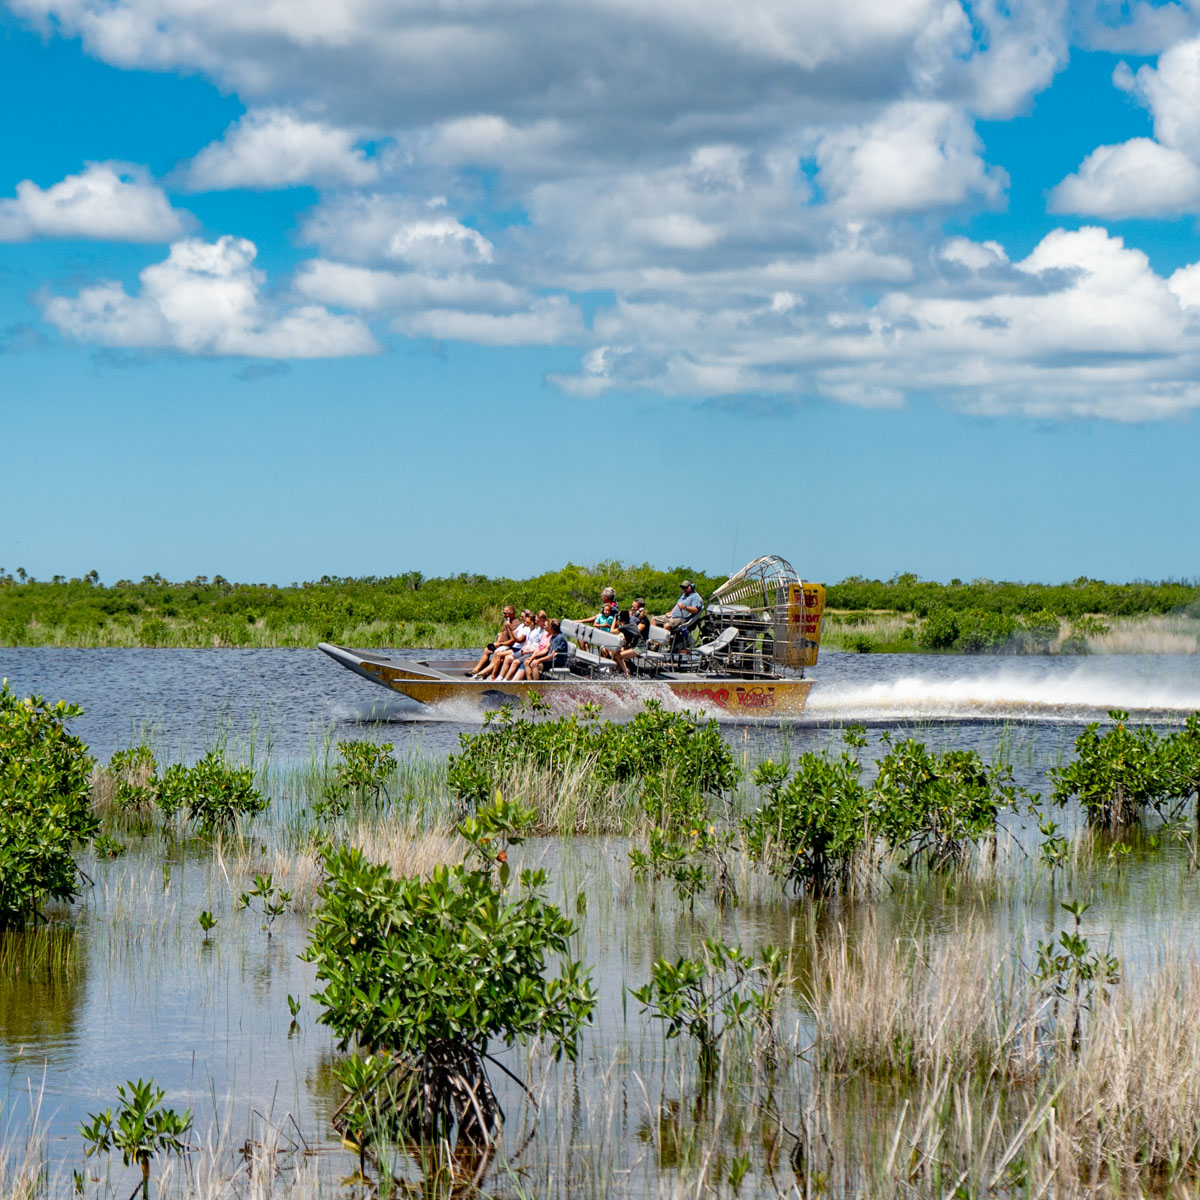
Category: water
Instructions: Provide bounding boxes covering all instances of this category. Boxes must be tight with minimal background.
[5,647,1199,765]
[1,647,1199,1195]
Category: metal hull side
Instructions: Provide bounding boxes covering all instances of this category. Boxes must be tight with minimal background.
[317,643,814,716]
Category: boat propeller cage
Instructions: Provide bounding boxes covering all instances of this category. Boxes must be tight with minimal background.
[702,555,825,673]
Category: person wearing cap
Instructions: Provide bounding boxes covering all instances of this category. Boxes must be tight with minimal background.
[667,581,703,623]
[661,580,703,651]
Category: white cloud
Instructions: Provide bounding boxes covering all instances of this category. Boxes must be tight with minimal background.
[395,295,582,346]
[0,162,187,242]
[547,227,1200,420]
[1055,35,1200,218]
[43,236,377,357]
[179,108,378,190]
[1049,137,1200,217]
[302,194,494,270]
[1118,35,1200,158]
[294,259,528,313]
[816,102,1007,215]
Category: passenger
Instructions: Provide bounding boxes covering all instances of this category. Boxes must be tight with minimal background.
[579,587,617,630]
[504,611,548,679]
[527,619,569,680]
[662,580,703,650]
[469,605,519,677]
[613,608,643,676]
[666,581,703,624]
[484,608,534,678]
[593,601,619,633]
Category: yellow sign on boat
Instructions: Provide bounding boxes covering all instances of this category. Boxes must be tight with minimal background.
[787,582,825,668]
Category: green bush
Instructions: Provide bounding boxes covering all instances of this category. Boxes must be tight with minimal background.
[1050,711,1200,829]
[872,738,1018,870]
[917,607,959,650]
[446,701,739,831]
[303,796,595,1148]
[0,683,98,929]
[157,749,269,835]
[315,739,395,818]
[742,754,871,895]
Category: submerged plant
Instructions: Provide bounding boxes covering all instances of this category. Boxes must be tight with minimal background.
[237,873,292,937]
[871,737,1019,871]
[742,754,871,895]
[446,701,738,832]
[633,939,786,1076]
[303,795,595,1156]
[1034,900,1120,1051]
[79,1078,192,1199]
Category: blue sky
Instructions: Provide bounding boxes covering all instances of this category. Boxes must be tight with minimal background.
[2,0,1199,587]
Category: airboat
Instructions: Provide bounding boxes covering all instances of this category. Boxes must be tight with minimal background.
[319,556,825,716]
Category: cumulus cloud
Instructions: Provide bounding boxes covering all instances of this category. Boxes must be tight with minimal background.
[547,227,1200,419]
[302,194,495,269]
[9,0,1065,156]
[816,102,1006,215]
[43,236,377,357]
[178,109,378,190]
[1050,137,1200,217]
[1054,34,1200,218]
[0,162,187,242]
[294,259,528,313]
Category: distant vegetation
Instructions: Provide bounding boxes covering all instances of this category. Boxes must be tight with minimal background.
[0,565,1196,652]
[0,563,723,649]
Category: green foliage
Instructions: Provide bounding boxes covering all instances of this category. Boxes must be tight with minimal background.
[447,701,739,831]
[632,940,786,1075]
[1050,711,1200,828]
[917,607,1017,653]
[743,733,1020,893]
[628,826,738,911]
[742,754,870,895]
[1033,901,1120,1051]
[237,873,292,937]
[157,750,269,835]
[197,909,216,935]
[0,683,98,929]
[828,573,1197,621]
[106,745,158,820]
[0,562,722,648]
[871,738,1018,870]
[315,739,395,818]
[303,795,596,1145]
[79,1078,192,1198]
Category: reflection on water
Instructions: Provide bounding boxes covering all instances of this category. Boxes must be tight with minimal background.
[0,930,86,1053]
[0,648,1197,1193]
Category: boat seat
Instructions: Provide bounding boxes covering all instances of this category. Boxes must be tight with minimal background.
[694,625,739,668]
[634,623,672,675]
[560,619,621,677]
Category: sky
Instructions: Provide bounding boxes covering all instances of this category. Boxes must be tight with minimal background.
[2,0,1199,587]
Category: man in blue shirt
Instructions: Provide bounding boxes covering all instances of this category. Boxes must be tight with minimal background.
[664,580,703,651]
[667,581,703,623]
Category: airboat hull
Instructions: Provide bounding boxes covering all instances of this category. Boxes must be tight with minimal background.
[317,643,814,716]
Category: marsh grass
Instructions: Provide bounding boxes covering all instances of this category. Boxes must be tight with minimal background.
[823,610,918,653]
[1089,613,1200,655]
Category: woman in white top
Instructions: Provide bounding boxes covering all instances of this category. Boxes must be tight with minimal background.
[504,611,548,679]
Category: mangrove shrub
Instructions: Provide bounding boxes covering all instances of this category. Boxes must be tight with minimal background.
[304,796,595,1148]
[1051,711,1200,829]
[0,683,98,929]
[447,701,738,830]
